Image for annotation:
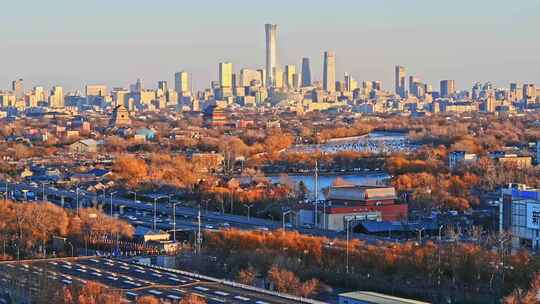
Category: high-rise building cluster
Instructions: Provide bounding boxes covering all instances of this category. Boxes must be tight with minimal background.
[0,24,538,115]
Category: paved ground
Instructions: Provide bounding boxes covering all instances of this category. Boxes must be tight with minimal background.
[0,257,322,304]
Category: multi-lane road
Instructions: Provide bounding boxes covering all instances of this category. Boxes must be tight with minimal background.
[0,257,325,304]
[2,181,387,243]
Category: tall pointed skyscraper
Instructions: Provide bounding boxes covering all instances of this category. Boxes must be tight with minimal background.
[265,24,277,88]
[323,51,336,92]
[301,58,311,87]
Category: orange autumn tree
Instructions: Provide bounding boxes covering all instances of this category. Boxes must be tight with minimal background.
[504,273,540,304]
[180,293,207,304]
[237,266,257,285]
[113,154,148,188]
[267,265,320,297]
[136,296,161,304]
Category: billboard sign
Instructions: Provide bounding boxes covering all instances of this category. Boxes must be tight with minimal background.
[526,203,540,229]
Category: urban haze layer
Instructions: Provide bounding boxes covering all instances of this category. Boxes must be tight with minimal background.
[0,23,540,304]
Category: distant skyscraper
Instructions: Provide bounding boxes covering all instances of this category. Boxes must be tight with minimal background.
[440,80,456,98]
[523,84,537,106]
[408,76,419,96]
[257,69,266,87]
[301,58,312,87]
[85,84,107,97]
[395,66,406,98]
[231,73,238,88]
[240,69,263,87]
[273,67,284,89]
[11,79,24,100]
[485,93,496,113]
[174,71,190,96]
[323,51,336,92]
[509,83,522,102]
[157,81,168,92]
[285,65,297,89]
[344,73,358,92]
[33,86,45,103]
[130,79,143,93]
[265,24,278,88]
[49,86,64,108]
[219,62,233,88]
[372,81,382,91]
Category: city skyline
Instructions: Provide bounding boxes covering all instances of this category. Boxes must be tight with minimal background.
[1,0,540,91]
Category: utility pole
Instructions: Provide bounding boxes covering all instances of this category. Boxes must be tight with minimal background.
[172,202,182,242]
[197,207,202,254]
[76,188,80,216]
[243,204,253,220]
[346,218,351,274]
[110,191,117,217]
[41,182,48,201]
[153,198,158,231]
[314,160,319,228]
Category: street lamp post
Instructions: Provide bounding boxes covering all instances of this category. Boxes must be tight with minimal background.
[153,195,168,231]
[154,198,158,231]
[322,200,327,230]
[282,210,292,232]
[67,242,74,257]
[110,191,117,217]
[314,161,319,228]
[346,218,353,274]
[415,228,425,243]
[197,206,202,254]
[129,191,137,204]
[13,243,20,260]
[243,204,253,220]
[438,225,444,287]
[3,182,8,201]
[172,202,182,242]
[438,225,444,242]
[76,187,80,215]
[41,182,48,201]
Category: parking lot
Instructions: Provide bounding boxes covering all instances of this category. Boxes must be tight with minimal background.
[0,257,321,304]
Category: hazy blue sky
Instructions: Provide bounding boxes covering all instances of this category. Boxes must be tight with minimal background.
[1,0,539,92]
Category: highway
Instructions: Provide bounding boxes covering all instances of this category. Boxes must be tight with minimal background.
[0,257,324,304]
[2,181,389,244]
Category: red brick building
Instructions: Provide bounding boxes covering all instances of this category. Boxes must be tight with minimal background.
[296,185,408,231]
